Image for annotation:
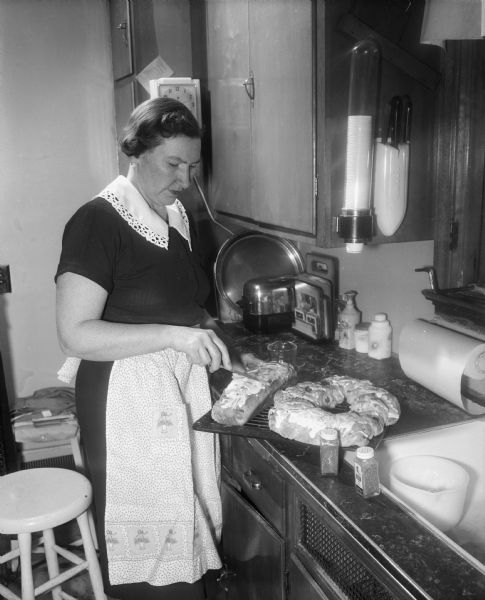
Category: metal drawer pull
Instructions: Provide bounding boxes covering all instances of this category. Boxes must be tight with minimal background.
[243,469,262,490]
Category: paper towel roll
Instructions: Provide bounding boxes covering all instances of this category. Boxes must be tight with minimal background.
[399,319,485,414]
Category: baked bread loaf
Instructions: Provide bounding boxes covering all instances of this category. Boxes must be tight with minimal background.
[286,381,346,409]
[268,376,400,447]
[211,361,296,426]
[322,375,400,425]
[268,403,379,447]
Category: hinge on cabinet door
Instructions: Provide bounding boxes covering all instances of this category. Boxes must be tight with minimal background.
[284,570,290,596]
[449,219,459,251]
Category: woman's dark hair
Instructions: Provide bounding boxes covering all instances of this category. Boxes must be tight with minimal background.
[120,97,201,158]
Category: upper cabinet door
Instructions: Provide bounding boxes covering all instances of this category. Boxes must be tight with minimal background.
[206,0,315,237]
[110,0,133,81]
[207,0,252,220]
[249,0,314,234]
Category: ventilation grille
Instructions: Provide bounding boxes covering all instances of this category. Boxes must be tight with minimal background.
[299,502,394,600]
[21,454,76,471]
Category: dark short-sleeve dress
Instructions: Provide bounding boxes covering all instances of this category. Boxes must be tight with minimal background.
[56,197,210,326]
[55,198,213,600]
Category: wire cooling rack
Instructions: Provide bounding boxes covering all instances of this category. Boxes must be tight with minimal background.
[192,398,385,449]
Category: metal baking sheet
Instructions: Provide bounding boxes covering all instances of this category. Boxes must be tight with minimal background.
[214,231,304,315]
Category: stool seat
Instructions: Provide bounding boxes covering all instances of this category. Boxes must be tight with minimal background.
[0,468,92,534]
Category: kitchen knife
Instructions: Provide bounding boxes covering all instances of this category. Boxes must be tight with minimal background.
[401,95,413,143]
[387,96,403,148]
[395,95,412,236]
[212,366,263,388]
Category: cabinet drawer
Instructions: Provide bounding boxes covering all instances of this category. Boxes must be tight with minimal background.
[231,436,285,534]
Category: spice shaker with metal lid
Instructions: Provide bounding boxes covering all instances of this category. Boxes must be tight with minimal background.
[320,428,339,476]
[354,446,380,498]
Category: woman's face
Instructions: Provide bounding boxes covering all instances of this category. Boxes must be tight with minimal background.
[130,135,201,215]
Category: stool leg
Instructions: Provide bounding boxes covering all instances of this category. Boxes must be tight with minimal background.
[17,533,34,600]
[76,512,106,600]
[43,528,63,600]
[87,509,99,550]
[71,433,99,550]
[70,433,84,471]
[9,539,19,572]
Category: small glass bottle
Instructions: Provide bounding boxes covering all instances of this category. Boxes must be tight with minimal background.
[338,291,361,350]
[368,313,392,359]
[320,428,339,476]
[354,446,380,498]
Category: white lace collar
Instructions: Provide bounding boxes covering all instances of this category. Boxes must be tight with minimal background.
[97,175,191,251]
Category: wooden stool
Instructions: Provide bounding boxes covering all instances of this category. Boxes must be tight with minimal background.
[0,468,105,600]
[13,413,98,550]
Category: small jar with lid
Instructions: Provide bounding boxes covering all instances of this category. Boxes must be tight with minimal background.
[354,446,380,498]
[354,322,370,353]
[320,428,339,476]
[368,313,392,359]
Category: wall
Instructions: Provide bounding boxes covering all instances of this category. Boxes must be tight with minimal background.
[210,218,435,353]
[0,0,434,400]
[0,0,118,399]
[300,240,436,352]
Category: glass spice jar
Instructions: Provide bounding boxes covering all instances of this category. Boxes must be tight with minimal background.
[354,446,380,498]
[320,428,339,476]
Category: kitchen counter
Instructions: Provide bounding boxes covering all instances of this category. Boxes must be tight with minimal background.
[215,322,485,600]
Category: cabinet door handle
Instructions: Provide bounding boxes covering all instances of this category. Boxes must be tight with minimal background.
[243,469,262,490]
[242,71,255,101]
[116,21,129,47]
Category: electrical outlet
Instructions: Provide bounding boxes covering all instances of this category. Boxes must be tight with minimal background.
[0,265,12,293]
[305,253,338,295]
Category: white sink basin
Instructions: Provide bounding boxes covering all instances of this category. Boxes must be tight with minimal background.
[344,417,485,574]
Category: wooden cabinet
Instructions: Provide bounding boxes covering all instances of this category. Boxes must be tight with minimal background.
[220,482,285,600]
[220,436,287,599]
[204,0,315,238]
[195,0,442,248]
[287,485,417,600]
[318,0,441,247]
[110,0,133,81]
[433,40,485,289]
[287,554,332,600]
[220,436,419,599]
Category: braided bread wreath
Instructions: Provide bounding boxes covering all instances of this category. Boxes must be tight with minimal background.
[268,375,400,447]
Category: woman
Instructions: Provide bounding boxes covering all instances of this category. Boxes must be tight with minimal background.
[56,98,247,599]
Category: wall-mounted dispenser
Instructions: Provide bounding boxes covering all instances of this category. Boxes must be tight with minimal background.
[336,39,381,253]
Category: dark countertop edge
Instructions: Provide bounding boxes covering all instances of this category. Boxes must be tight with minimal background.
[257,438,432,599]
[217,323,485,599]
[256,435,485,599]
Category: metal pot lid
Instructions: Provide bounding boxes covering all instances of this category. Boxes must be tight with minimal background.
[214,231,304,313]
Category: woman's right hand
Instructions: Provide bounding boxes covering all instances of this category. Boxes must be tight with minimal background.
[170,326,232,373]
